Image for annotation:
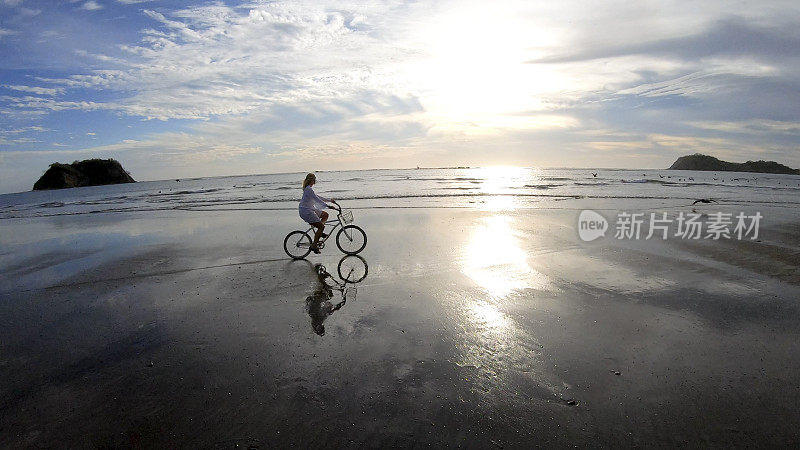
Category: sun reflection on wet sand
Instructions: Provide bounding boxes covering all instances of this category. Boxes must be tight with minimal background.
[452,214,564,400]
[468,299,509,331]
[479,195,517,211]
[461,215,549,298]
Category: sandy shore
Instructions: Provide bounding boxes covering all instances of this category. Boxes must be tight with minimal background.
[1,201,799,447]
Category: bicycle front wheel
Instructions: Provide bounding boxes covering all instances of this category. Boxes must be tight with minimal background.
[336,225,367,255]
[284,230,312,259]
[337,255,369,283]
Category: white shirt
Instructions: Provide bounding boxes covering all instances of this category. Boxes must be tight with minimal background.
[299,186,329,211]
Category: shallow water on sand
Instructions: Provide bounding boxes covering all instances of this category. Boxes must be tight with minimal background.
[1,203,799,446]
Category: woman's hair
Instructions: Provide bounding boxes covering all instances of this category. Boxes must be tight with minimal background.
[302,173,316,189]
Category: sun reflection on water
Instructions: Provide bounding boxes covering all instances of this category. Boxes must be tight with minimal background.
[477,166,529,194]
[474,166,535,211]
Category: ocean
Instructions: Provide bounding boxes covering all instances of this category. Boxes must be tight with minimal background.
[1,167,798,219]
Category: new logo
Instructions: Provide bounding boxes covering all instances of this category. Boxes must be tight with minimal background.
[578,210,608,241]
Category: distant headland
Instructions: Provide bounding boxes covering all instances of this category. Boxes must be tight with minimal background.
[668,153,800,175]
[33,159,136,191]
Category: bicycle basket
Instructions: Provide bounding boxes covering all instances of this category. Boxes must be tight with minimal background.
[341,210,354,224]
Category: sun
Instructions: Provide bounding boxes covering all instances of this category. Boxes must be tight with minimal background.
[402,3,569,133]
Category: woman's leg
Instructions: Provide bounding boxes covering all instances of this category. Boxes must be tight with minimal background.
[319,211,329,236]
[311,211,329,250]
[319,212,330,238]
[311,221,323,248]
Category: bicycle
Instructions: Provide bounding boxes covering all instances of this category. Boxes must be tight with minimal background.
[284,201,367,259]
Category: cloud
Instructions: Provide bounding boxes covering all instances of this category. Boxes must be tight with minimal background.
[688,119,800,135]
[80,1,103,11]
[0,95,110,113]
[524,14,800,121]
[0,28,16,37]
[0,127,47,147]
[0,136,40,145]
[36,70,130,89]
[33,2,417,121]
[274,142,382,159]
[615,72,726,98]
[10,132,263,164]
[2,84,64,96]
[532,17,800,64]
[152,144,262,164]
[3,126,48,134]
[1,131,260,162]
[17,6,39,16]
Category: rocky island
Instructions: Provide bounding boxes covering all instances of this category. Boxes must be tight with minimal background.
[668,153,800,175]
[33,158,136,190]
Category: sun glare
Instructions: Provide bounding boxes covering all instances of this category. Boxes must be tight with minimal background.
[461,215,549,298]
[468,299,509,330]
[478,166,528,192]
[404,3,568,133]
[474,166,529,210]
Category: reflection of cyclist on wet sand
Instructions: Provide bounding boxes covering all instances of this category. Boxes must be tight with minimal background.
[306,264,347,336]
[302,257,368,336]
[306,286,346,336]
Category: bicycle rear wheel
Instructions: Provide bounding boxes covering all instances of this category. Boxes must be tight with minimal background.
[284,230,312,259]
[336,225,367,255]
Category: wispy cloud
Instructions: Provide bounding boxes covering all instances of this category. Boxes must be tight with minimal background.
[688,119,800,135]
[35,2,417,121]
[0,95,110,112]
[17,7,39,16]
[531,18,800,64]
[3,126,48,134]
[0,136,40,145]
[9,132,263,163]
[0,126,47,146]
[80,1,103,11]
[2,84,64,96]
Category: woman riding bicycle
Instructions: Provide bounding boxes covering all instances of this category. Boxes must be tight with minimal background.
[299,173,335,254]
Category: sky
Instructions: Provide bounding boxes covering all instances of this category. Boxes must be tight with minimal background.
[1,0,799,193]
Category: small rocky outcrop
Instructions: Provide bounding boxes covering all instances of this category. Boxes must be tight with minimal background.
[33,159,136,190]
[668,153,799,175]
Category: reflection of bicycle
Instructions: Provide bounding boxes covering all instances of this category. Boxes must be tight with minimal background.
[326,254,369,285]
[284,202,367,260]
[306,255,368,336]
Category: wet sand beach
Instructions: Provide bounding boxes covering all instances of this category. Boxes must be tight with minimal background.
[2,202,799,447]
